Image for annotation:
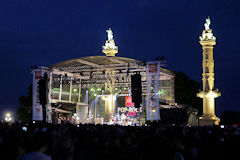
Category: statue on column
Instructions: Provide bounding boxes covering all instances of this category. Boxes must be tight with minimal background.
[204,17,211,30]
[106,28,113,41]
[102,28,118,56]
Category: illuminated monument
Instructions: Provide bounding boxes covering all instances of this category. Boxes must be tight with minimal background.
[102,28,118,57]
[197,17,221,125]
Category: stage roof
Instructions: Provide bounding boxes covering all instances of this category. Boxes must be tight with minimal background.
[51,56,139,68]
[50,56,174,77]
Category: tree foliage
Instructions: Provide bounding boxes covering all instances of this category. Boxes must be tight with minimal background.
[17,84,32,122]
[221,111,240,125]
[175,72,202,114]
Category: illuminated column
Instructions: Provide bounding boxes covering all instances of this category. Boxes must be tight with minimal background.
[197,17,221,125]
[102,28,118,121]
[102,28,118,57]
[104,69,116,122]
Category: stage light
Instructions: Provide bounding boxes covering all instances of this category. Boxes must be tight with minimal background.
[73,88,78,92]
[101,96,106,101]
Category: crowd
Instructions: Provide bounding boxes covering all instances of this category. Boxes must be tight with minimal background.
[0,122,239,160]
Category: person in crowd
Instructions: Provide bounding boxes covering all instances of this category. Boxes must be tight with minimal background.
[17,131,52,160]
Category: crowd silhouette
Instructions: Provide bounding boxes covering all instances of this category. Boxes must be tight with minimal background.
[0,122,239,160]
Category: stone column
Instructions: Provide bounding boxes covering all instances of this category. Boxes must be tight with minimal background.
[197,17,221,125]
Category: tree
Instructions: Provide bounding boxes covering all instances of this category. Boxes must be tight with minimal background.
[17,84,32,122]
[221,111,240,125]
[175,72,202,114]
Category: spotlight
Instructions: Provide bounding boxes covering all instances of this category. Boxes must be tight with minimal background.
[73,88,78,92]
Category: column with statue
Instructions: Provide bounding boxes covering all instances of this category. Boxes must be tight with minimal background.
[197,17,221,125]
[102,28,118,122]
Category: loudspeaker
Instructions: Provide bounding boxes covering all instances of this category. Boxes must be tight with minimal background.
[38,73,47,106]
[131,73,142,108]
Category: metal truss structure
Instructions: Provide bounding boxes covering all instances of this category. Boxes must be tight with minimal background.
[48,56,175,105]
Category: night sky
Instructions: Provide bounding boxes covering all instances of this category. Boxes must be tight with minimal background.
[0,0,239,118]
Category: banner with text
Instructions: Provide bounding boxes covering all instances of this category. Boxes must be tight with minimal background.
[32,70,43,121]
[146,61,161,121]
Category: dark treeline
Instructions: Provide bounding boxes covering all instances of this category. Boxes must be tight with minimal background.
[175,72,202,115]
[221,111,240,125]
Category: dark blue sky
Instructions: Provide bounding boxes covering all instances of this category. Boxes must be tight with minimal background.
[0,0,239,117]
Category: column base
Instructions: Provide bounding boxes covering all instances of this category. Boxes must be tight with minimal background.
[199,114,220,126]
[104,115,111,123]
[77,105,88,123]
[95,118,104,125]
